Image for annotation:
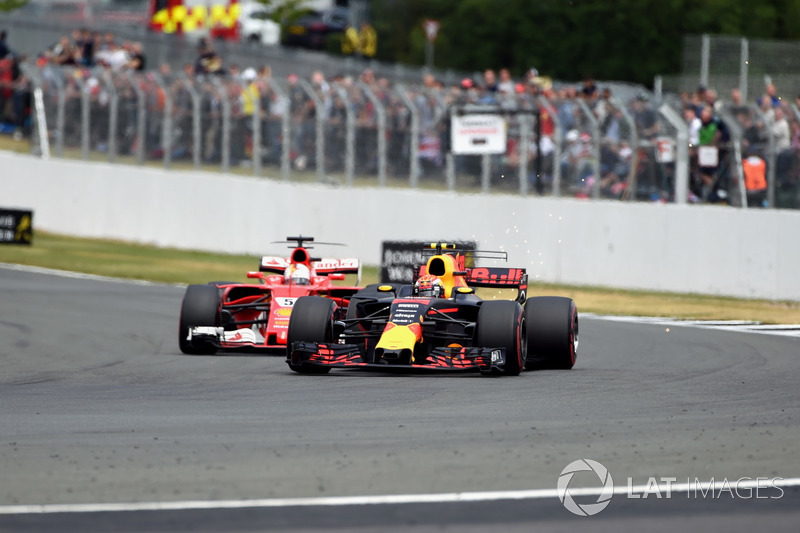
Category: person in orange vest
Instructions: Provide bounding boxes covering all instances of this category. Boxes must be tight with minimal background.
[742,150,767,207]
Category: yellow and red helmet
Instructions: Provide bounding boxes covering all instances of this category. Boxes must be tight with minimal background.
[414,275,444,298]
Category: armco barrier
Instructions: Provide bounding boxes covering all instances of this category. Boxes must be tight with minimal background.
[3,151,799,301]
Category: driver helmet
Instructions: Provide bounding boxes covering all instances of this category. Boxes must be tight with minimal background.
[284,264,311,285]
[414,274,444,298]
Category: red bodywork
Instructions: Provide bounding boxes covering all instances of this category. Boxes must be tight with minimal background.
[213,243,361,351]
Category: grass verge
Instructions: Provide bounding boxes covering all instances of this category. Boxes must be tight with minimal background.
[2,231,799,324]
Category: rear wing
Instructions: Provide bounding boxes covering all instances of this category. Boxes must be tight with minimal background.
[466,267,527,304]
[465,267,528,288]
[312,258,362,285]
[259,256,361,284]
[259,256,292,274]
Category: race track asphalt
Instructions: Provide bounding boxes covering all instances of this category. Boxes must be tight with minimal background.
[1,265,798,531]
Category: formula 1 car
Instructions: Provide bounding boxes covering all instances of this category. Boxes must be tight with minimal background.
[286,243,578,375]
[178,236,362,354]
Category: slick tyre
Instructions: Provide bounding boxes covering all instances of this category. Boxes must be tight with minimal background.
[286,296,335,374]
[179,284,221,355]
[476,300,526,376]
[525,296,578,370]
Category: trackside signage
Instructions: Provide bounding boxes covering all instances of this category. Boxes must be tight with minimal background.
[451,114,507,155]
[0,208,33,245]
[380,241,476,283]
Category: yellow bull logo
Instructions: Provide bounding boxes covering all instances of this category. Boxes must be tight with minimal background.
[15,215,32,244]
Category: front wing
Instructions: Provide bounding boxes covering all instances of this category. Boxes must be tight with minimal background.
[288,341,508,374]
[186,326,280,351]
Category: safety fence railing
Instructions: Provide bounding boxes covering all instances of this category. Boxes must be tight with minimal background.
[17,65,800,209]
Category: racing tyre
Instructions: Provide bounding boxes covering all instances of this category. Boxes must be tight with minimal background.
[525,297,578,370]
[286,296,335,374]
[179,284,221,355]
[476,300,526,376]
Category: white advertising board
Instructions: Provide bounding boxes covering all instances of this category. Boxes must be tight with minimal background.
[451,114,507,155]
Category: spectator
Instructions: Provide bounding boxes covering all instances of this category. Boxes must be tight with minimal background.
[581,75,598,99]
[497,68,514,94]
[194,39,224,76]
[696,104,722,201]
[0,30,10,60]
[51,35,78,66]
[632,93,660,139]
[594,86,613,129]
[482,69,498,92]
[684,105,701,147]
[760,82,781,108]
[73,28,94,66]
[704,87,721,112]
[126,42,146,72]
[728,87,748,115]
[95,40,129,71]
[771,106,791,151]
[556,86,577,133]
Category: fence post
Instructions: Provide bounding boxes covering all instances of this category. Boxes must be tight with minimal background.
[538,95,562,197]
[152,72,173,170]
[518,113,530,196]
[739,38,749,102]
[700,34,710,89]
[298,78,326,183]
[44,66,66,158]
[76,75,90,161]
[124,71,146,166]
[100,70,118,163]
[752,104,776,208]
[20,64,49,159]
[611,97,639,201]
[360,82,387,187]
[332,83,355,187]
[395,84,420,188]
[210,76,231,173]
[576,98,601,199]
[177,72,201,169]
[269,80,292,182]
[658,103,689,205]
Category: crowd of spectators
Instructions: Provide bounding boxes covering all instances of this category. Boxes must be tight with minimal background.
[2,25,799,208]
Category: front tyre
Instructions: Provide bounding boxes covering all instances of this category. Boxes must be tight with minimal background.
[525,296,578,370]
[286,296,335,374]
[476,300,526,376]
[179,284,221,355]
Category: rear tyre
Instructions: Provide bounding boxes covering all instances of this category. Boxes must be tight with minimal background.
[476,300,526,376]
[179,284,221,355]
[286,296,335,374]
[525,296,578,370]
[207,281,238,287]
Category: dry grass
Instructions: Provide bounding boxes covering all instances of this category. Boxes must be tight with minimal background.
[2,231,800,324]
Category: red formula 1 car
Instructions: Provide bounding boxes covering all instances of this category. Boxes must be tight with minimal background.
[178,236,362,354]
[287,243,578,376]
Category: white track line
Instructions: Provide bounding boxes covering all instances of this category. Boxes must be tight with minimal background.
[1,478,798,515]
[585,313,800,337]
[0,262,177,287]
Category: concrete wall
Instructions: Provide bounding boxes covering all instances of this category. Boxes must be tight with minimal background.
[3,151,799,301]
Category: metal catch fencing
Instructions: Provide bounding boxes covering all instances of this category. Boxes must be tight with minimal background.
[17,64,800,210]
